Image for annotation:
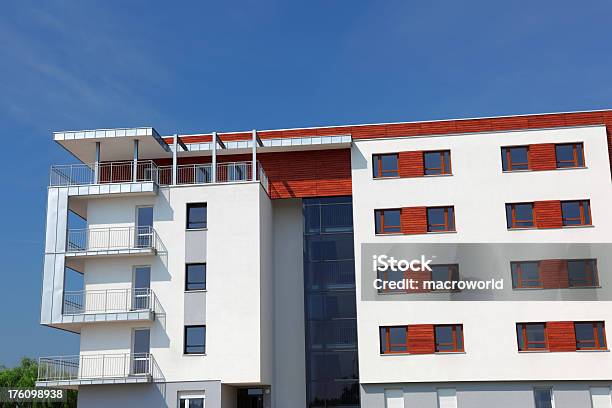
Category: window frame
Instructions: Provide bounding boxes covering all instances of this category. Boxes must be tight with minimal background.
[375,209,402,235]
[379,326,409,354]
[426,206,455,233]
[533,387,555,408]
[185,263,207,291]
[517,322,548,351]
[555,142,585,169]
[574,321,607,351]
[184,325,206,355]
[502,146,530,171]
[372,153,399,178]
[186,203,208,230]
[506,202,535,229]
[423,150,452,176]
[567,259,598,288]
[511,261,543,289]
[430,264,461,292]
[561,200,591,227]
[434,324,464,353]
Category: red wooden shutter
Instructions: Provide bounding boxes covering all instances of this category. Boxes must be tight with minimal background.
[401,207,428,234]
[406,270,432,293]
[540,260,568,289]
[529,143,557,171]
[398,151,424,178]
[534,201,563,229]
[547,321,577,352]
[407,324,435,354]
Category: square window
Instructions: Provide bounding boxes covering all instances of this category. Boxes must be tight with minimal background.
[506,203,534,229]
[555,143,584,168]
[575,322,606,350]
[534,388,554,408]
[561,200,591,226]
[423,150,452,175]
[517,323,547,351]
[380,326,409,354]
[511,262,542,289]
[430,265,460,291]
[502,146,529,171]
[186,263,206,291]
[184,325,206,354]
[567,260,598,287]
[373,154,399,178]
[375,209,401,234]
[427,206,455,232]
[434,324,464,352]
[187,203,207,229]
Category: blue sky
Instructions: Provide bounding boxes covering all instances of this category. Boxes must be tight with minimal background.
[1,0,612,367]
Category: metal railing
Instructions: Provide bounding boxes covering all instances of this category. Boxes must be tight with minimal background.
[66,226,166,254]
[38,353,163,382]
[63,288,158,315]
[157,161,269,192]
[49,160,159,186]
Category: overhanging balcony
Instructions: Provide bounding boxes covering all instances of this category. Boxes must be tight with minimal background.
[60,288,160,324]
[36,353,163,388]
[66,226,166,258]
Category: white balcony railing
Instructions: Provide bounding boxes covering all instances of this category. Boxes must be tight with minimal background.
[63,288,158,315]
[158,161,269,191]
[66,226,166,254]
[37,353,163,383]
[50,160,159,186]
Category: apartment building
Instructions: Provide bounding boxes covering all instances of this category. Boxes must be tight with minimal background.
[37,109,612,408]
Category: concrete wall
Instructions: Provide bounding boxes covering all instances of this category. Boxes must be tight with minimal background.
[351,125,612,384]
[271,199,307,408]
[361,381,612,408]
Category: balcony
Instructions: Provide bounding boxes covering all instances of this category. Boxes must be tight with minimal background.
[49,160,269,193]
[66,226,166,258]
[36,353,163,387]
[60,288,160,324]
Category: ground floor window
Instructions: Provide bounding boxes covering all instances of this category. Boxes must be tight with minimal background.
[179,394,205,408]
[534,388,554,408]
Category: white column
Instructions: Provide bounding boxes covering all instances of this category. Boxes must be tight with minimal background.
[94,142,100,184]
[132,139,139,182]
[211,132,217,183]
[252,129,257,181]
[172,134,178,185]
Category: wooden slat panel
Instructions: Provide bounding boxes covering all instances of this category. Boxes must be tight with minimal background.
[547,321,577,352]
[540,259,566,289]
[407,324,435,354]
[528,143,557,171]
[401,207,428,235]
[534,200,563,229]
[398,151,424,178]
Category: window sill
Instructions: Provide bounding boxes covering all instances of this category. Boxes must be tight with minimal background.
[576,349,609,352]
[426,230,457,235]
[562,225,594,229]
[380,351,466,356]
[518,350,550,353]
[507,227,539,231]
[512,286,601,291]
[423,173,453,178]
[375,233,404,236]
[502,167,588,173]
[183,353,207,356]
[373,176,400,180]
[186,228,208,232]
[185,289,207,293]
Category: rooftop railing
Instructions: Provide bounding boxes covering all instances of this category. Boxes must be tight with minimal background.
[50,160,158,186]
[37,353,163,383]
[66,226,166,254]
[63,288,159,315]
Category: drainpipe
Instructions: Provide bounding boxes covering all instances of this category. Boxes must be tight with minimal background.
[212,132,217,183]
[172,134,178,186]
[252,129,257,181]
[132,139,139,182]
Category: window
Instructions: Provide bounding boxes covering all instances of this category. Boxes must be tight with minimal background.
[375,209,401,234]
[590,387,612,408]
[567,259,598,287]
[502,146,529,171]
[186,203,207,229]
[434,325,464,352]
[561,200,591,226]
[423,150,451,175]
[373,154,399,178]
[511,262,542,289]
[380,326,408,354]
[506,203,534,229]
[185,263,206,291]
[437,388,458,408]
[430,265,460,291]
[555,143,584,168]
[534,388,554,408]
[575,322,606,350]
[517,323,547,351]
[179,395,205,408]
[384,389,404,408]
[427,206,455,232]
[184,325,206,354]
